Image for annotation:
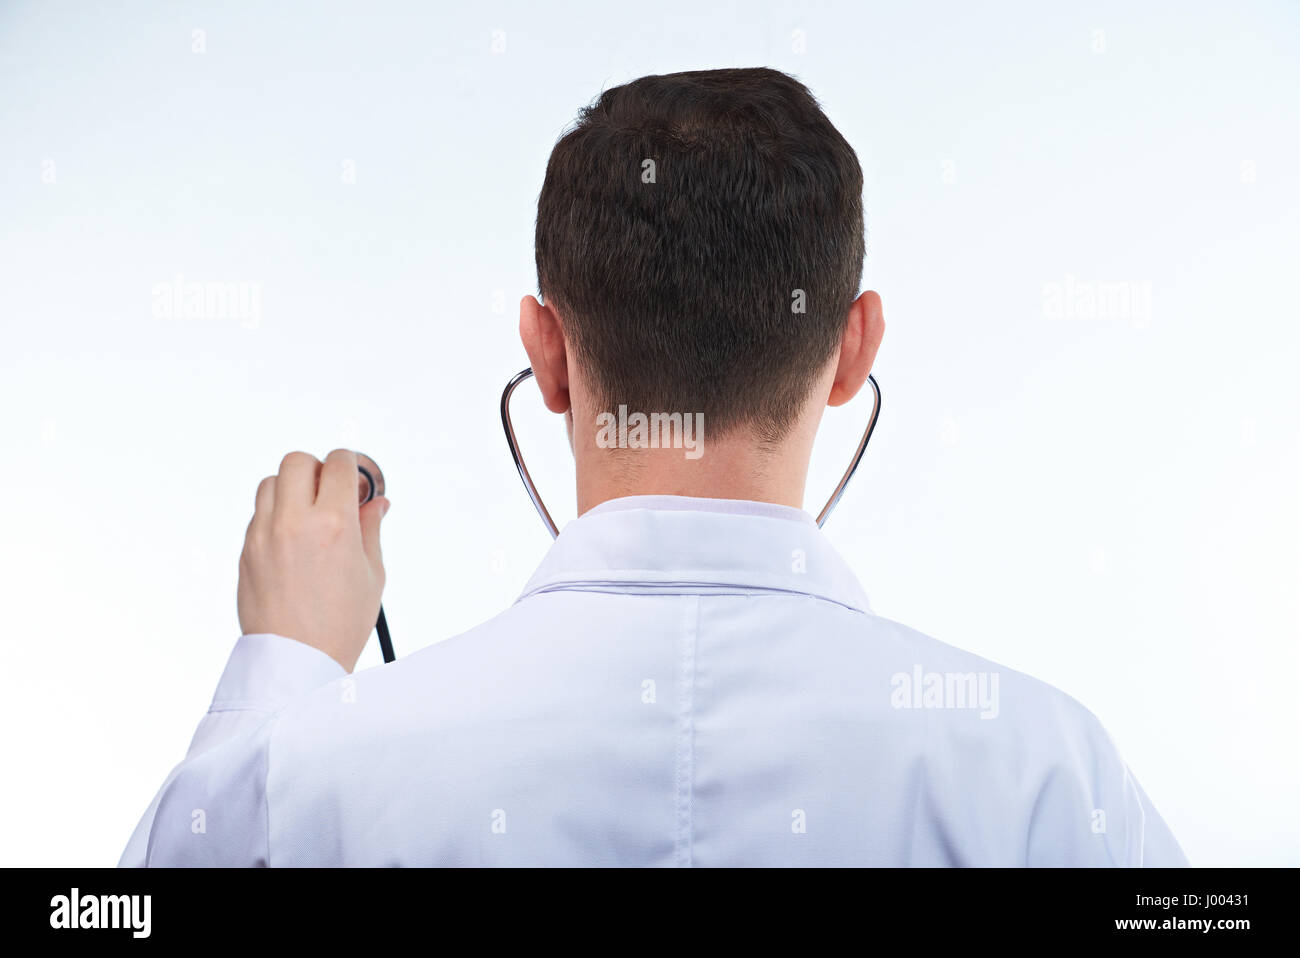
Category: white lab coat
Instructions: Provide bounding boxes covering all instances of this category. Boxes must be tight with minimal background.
[120,495,1186,866]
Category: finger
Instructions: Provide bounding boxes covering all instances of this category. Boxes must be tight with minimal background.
[250,475,276,534]
[275,451,322,516]
[318,448,360,512]
[359,496,389,570]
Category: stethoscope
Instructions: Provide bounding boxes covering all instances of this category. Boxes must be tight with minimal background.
[354,453,396,663]
[500,368,882,535]
[366,370,881,664]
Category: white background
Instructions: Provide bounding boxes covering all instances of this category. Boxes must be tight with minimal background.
[1,0,1297,866]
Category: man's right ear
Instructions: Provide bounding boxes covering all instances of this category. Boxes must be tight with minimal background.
[519,295,571,414]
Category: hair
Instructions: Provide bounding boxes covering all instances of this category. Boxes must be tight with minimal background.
[535,67,865,440]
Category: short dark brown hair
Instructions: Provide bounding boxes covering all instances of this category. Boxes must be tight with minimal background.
[535,67,865,439]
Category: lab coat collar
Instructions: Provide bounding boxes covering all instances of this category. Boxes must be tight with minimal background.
[517,495,872,614]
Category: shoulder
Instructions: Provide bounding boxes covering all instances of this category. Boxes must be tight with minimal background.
[270,599,553,749]
[859,610,1110,738]
[861,612,1182,865]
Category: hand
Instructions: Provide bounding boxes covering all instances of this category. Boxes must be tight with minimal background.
[237,448,389,672]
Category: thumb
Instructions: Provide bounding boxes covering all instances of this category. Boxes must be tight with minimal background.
[359,496,389,569]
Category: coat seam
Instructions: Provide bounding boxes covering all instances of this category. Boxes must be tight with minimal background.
[675,595,699,867]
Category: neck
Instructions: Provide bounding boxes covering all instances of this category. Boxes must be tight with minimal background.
[573,415,818,516]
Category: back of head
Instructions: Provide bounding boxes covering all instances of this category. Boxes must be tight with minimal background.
[536,67,865,441]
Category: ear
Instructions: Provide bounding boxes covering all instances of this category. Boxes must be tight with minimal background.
[827,291,885,407]
[519,295,571,414]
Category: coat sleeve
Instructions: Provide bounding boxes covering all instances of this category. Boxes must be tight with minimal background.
[118,634,346,867]
[1023,698,1189,867]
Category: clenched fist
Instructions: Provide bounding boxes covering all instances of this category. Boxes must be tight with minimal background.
[237,448,389,672]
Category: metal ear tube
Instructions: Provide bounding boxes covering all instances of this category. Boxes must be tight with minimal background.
[500,369,882,536]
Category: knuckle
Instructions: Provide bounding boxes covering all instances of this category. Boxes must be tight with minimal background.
[243,511,266,546]
[279,450,316,474]
[316,509,345,537]
[270,510,299,540]
[248,523,269,550]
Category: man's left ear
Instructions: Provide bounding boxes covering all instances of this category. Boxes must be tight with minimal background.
[519,295,571,414]
[827,291,885,407]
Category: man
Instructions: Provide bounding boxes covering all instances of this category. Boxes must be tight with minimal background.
[121,67,1186,866]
